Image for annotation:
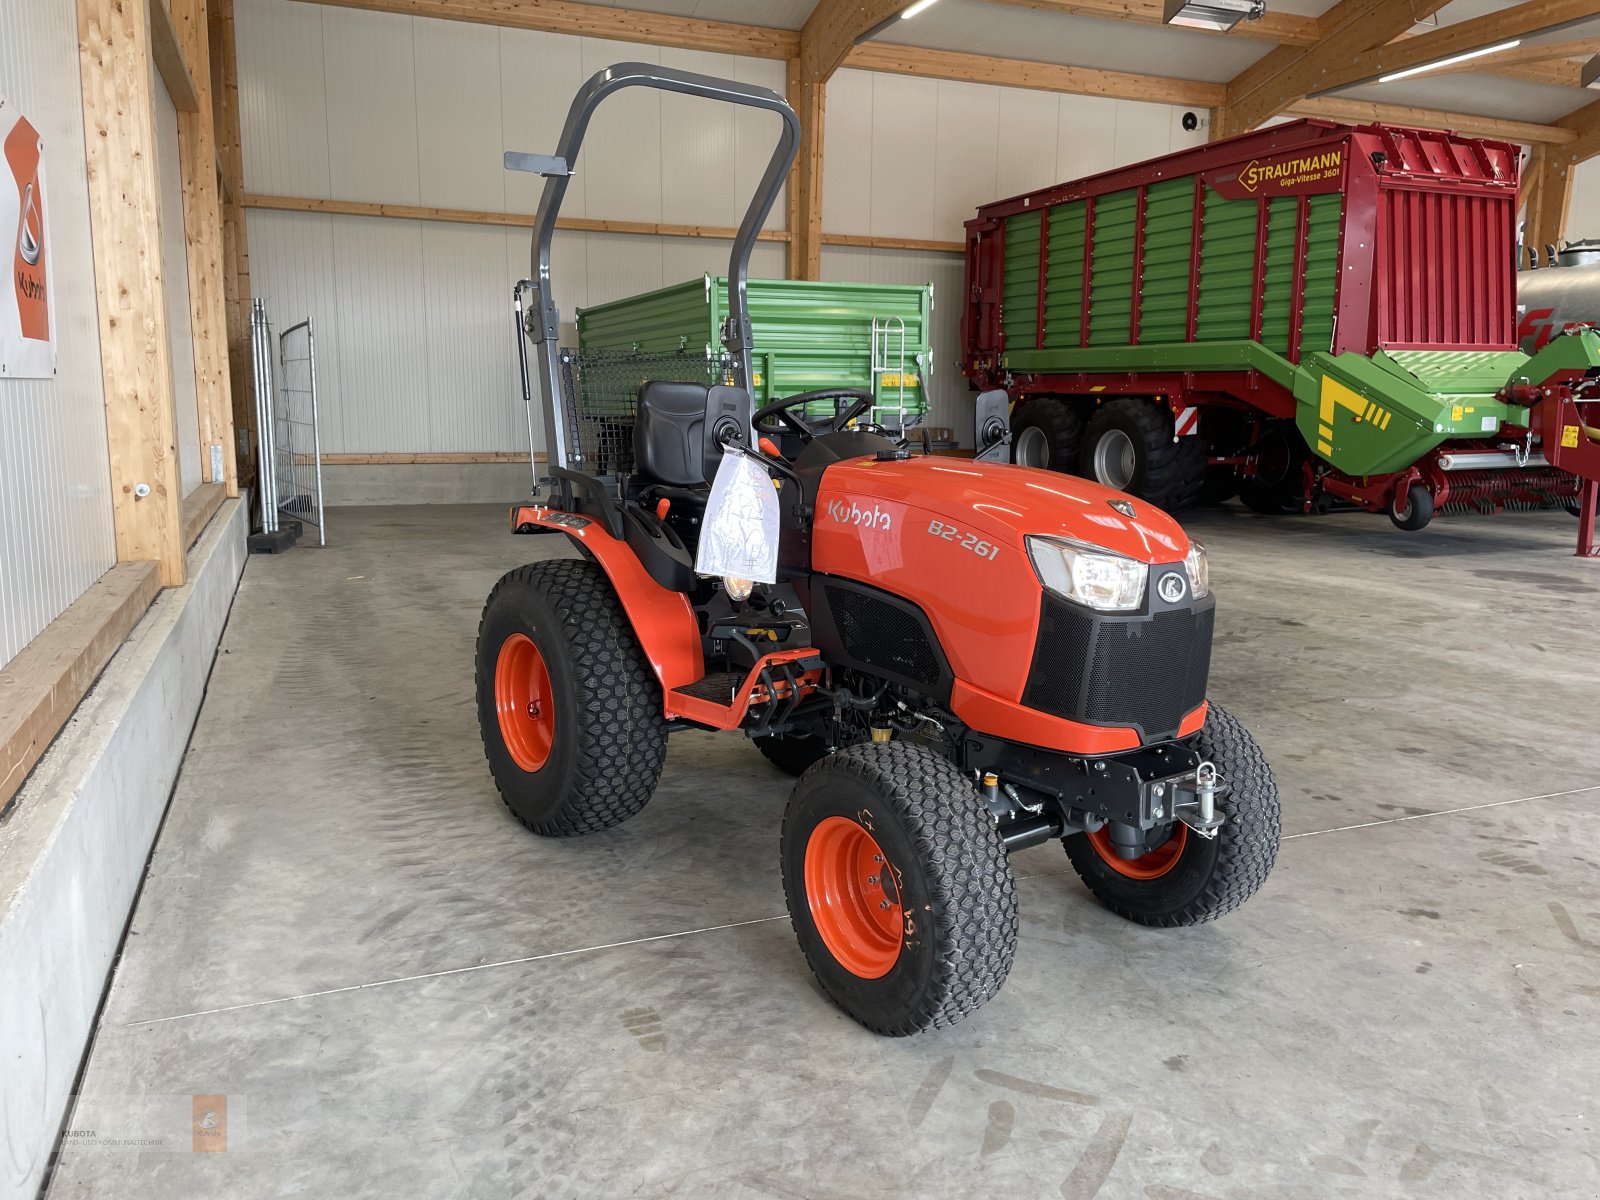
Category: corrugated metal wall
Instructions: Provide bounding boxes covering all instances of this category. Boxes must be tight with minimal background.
[153,66,203,496]
[235,0,1206,455]
[0,0,116,670]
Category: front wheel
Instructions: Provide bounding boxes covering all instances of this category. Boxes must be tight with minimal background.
[1010,396,1084,471]
[780,743,1018,1035]
[1063,703,1280,925]
[1389,482,1435,531]
[475,559,668,835]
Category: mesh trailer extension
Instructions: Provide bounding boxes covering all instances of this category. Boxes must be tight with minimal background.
[962,119,1600,554]
[248,300,327,550]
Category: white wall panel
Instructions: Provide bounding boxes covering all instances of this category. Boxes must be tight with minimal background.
[659,48,740,229]
[420,222,525,452]
[931,81,999,243]
[580,39,662,223]
[821,70,875,237]
[329,216,430,452]
[413,17,504,212]
[497,27,589,217]
[1570,159,1600,241]
[1057,94,1119,182]
[995,88,1060,202]
[322,6,422,204]
[0,0,116,669]
[236,0,331,199]
[867,74,938,240]
[153,69,202,497]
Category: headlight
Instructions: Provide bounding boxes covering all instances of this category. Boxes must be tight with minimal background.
[1184,541,1210,599]
[1026,536,1147,612]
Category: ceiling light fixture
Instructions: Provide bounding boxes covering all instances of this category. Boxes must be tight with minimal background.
[901,0,940,17]
[1376,38,1522,84]
[1162,0,1265,34]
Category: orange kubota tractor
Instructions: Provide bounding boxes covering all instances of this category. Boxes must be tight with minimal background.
[479,64,1281,1035]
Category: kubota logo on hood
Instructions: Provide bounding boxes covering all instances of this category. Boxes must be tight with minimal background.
[826,499,891,531]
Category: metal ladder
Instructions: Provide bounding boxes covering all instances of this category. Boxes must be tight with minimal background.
[869,316,910,433]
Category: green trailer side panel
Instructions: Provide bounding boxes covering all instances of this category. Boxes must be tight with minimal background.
[1042,200,1087,347]
[1300,193,1343,355]
[1257,197,1297,356]
[1138,178,1194,345]
[1089,192,1139,345]
[1002,212,1041,350]
[1194,189,1256,342]
[577,275,935,425]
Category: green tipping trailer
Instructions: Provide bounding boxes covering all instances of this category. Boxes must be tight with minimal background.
[573,274,933,435]
[961,119,1600,545]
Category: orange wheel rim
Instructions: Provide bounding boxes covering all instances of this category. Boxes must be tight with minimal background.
[1088,823,1188,880]
[803,816,904,979]
[495,632,555,772]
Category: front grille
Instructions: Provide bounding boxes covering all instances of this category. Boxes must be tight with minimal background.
[824,583,943,689]
[1023,594,1213,739]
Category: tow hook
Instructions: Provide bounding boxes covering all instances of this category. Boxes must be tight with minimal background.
[1175,760,1225,839]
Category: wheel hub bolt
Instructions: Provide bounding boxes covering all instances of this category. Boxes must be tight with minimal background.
[528,701,540,718]
[880,900,892,910]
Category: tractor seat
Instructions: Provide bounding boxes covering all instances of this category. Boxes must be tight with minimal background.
[634,380,718,489]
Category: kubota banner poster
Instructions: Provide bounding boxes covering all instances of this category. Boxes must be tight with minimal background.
[1,94,54,379]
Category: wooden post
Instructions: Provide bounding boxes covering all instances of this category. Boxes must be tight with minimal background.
[787,61,825,281]
[1524,146,1573,260]
[172,0,238,498]
[210,0,255,488]
[78,0,186,586]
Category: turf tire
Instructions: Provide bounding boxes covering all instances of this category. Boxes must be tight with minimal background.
[781,742,1018,1035]
[1063,703,1280,926]
[475,559,667,835]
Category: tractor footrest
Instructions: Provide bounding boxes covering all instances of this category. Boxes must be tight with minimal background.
[672,673,742,706]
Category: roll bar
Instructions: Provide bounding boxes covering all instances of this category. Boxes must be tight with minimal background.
[508,63,801,485]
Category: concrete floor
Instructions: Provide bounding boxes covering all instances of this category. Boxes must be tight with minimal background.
[48,503,1600,1199]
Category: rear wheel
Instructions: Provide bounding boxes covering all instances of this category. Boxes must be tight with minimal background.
[781,742,1018,1035]
[1078,398,1202,510]
[1010,396,1085,471]
[1063,703,1280,925]
[475,559,668,835]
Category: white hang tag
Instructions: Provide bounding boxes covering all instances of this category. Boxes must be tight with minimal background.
[694,446,780,585]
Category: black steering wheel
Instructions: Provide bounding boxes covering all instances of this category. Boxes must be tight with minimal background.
[752,388,879,446]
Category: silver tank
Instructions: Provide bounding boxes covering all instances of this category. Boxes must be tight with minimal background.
[1518,253,1600,352]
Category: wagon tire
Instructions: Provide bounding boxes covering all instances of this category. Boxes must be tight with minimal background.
[475,559,668,835]
[1063,703,1280,926]
[781,742,1018,1035]
[1011,396,1085,471]
[1078,398,1191,510]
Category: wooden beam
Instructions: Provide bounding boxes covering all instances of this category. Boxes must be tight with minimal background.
[295,0,797,58]
[788,59,825,280]
[0,562,161,812]
[148,0,200,112]
[245,191,960,253]
[243,193,791,241]
[1553,94,1600,164]
[822,232,963,253]
[1311,0,1600,96]
[979,0,1320,45]
[321,452,539,464]
[1524,145,1574,254]
[845,41,1225,106]
[211,0,255,489]
[80,0,187,587]
[1214,0,1450,138]
[1286,98,1576,147]
[180,481,226,548]
[172,0,238,499]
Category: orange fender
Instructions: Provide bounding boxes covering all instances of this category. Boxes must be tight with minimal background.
[515,506,705,695]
